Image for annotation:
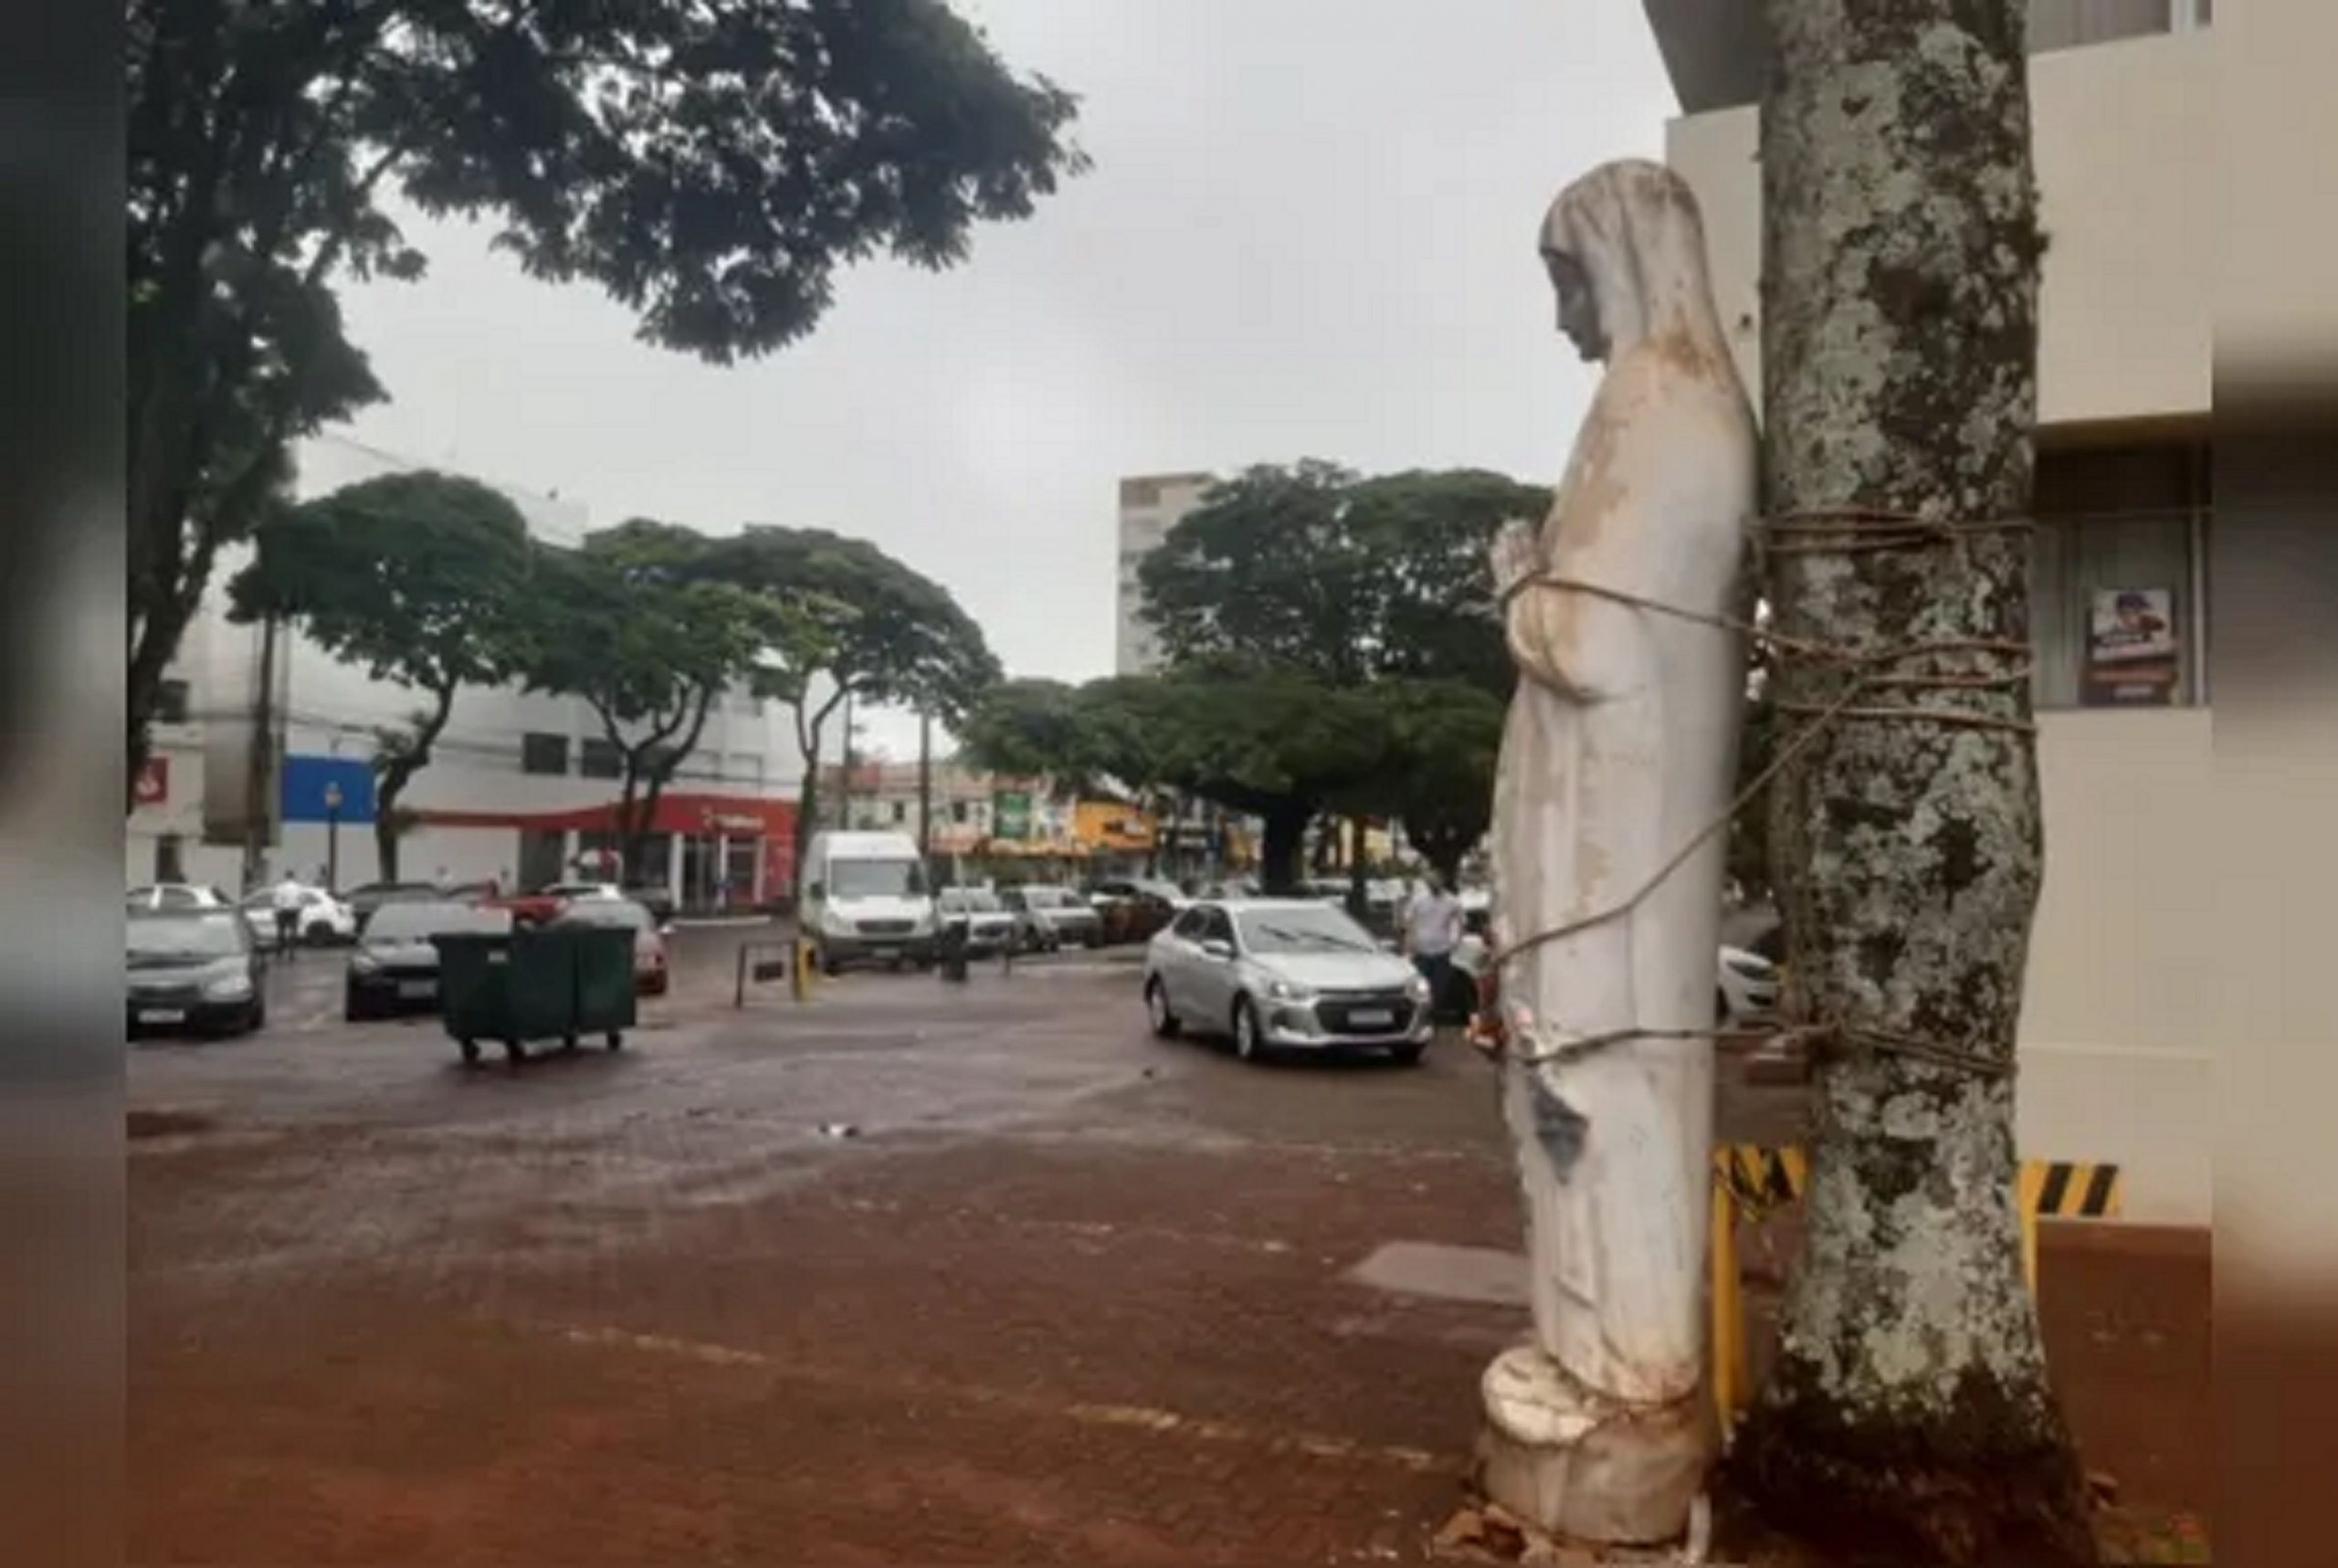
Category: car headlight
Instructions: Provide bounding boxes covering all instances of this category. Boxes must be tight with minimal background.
[1263,976,1315,1003]
[203,970,253,1001]
[350,951,381,974]
[1406,973,1433,1002]
[819,910,856,936]
[1723,954,1773,981]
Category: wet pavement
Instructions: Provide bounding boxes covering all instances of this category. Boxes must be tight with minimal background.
[129,931,2206,1564]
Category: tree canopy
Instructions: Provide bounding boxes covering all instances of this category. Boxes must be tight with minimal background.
[690,524,1001,871]
[226,470,531,880]
[513,522,771,877]
[128,0,1085,788]
[1136,463,1549,698]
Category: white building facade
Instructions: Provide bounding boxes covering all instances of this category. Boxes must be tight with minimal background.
[1114,471,1215,676]
[130,435,810,910]
[1643,0,2216,1220]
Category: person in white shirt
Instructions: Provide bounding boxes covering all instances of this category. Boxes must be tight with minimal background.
[1401,871,1466,1009]
[269,871,305,957]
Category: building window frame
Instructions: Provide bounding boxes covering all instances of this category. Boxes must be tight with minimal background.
[521,731,570,776]
[578,737,624,780]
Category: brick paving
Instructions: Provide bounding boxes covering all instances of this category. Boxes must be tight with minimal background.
[129,951,2206,1564]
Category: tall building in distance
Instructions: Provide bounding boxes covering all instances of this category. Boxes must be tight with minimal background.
[1114,471,1216,675]
[1642,0,2214,1221]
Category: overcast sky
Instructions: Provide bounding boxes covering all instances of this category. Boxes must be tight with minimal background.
[322,1,1677,757]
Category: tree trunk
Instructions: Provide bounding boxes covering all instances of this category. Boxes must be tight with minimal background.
[372,685,458,889]
[1730,3,2095,1563]
[373,812,402,886]
[1257,803,1311,893]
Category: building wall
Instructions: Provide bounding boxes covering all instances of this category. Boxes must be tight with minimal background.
[1661,28,2216,1221]
[146,434,811,900]
[1115,472,1216,676]
[1665,28,2213,432]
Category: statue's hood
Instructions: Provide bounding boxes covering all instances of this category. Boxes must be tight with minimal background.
[1539,160,1729,361]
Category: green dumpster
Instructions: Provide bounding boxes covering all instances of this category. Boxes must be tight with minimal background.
[433,926,633,1065]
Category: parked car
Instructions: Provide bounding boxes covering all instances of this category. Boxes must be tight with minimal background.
[127,882,232,913]
[1143,899,1433,1064]
[128,908,266,1037]
[532,879,677,927]
[936,887,1017,954]
[342,881,445,931]
[344,900,512,1020]
[1000,885,1101,952]
[800,830,938,973]
[1719,945,1780,1025]
[549,896,669,995]
[236,882,358,946]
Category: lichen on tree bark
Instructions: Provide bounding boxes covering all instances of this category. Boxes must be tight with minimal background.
[1730,2,2097,1563]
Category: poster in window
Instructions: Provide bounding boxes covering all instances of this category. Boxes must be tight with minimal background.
[2083,587,2179,707]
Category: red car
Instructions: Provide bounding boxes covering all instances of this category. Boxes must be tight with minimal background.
[546,897,671,996]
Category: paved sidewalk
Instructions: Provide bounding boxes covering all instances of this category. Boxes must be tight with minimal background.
[128,969,2206,1564]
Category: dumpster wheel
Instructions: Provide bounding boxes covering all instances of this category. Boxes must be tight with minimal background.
[606,1030,624,1050]
[503,1038,526,1063]
[562,1032,580,1052]
[458,1038,481,1066]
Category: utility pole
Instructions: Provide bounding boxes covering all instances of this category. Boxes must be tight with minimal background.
[240,613,279,892]
[917,710,933,864]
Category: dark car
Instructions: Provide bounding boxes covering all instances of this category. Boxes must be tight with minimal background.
[345,900,512,1020]
[128,909,266,1037]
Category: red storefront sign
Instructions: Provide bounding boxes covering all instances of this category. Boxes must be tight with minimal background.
[133,755,169,806]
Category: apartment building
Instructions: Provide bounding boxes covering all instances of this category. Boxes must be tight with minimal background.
[1643,0,2216,1219]
[1114,471,1216,675]
[133,435,808,910]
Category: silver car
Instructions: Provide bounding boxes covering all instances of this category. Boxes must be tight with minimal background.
[1143,899,1434,1064]
[936,887,1017,953]
[1001,885,1101,951]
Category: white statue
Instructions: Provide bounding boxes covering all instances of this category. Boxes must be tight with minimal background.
[1478,159,1757,1544]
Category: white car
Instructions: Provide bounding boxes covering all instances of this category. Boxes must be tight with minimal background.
[127,882,232,912]
[1447,939,1781,1029]
[1143,898,1434,1064]
[1718,944,1780,1024]
[237,884,359,946]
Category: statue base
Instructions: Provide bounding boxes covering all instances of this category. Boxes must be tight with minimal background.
[1476,1342,1710,1546]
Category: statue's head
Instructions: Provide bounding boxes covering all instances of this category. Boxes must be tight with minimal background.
[1538,160,1719,364]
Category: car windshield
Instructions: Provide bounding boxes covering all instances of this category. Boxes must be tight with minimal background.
[553,900,653,931]
[1023,888,1074,909]
[127,914,246,962]
[1237,906,1379,956]
[831,858,925,898]
[939,889,1002,912]
[366,903,511,941]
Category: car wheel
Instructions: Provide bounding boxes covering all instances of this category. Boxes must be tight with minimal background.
[606,1030,623,1051]
[1145,978,1182,1038]
[243,1001,267,1036]
[1233,996,1266,1063]
[303,921,334,946]
[819,950,843,977]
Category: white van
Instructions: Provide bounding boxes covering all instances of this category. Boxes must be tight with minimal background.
[800,830,938,973]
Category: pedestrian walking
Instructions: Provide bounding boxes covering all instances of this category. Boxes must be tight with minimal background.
[269,869,305,958]
[1399,870,1465,1018]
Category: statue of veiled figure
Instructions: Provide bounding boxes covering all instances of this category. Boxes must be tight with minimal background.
[1477,159,1758,1545]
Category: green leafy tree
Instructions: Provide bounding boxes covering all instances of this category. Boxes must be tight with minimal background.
[226,471,530,882]
[1343,680,1508,889]
[515,524,768,879]
[695,526,1001,879]
[1132,461,1547,882]
[128,0,1086,792]
[1137,463,1550,697]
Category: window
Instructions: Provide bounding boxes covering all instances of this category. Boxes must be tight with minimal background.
[890,800,907,825]
[2030,441,2209,710]
[2028,0,2197,52]
[153,679,190,724]
[951,800,969,824]
[521,732,569,775]
[579,738,623,779]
